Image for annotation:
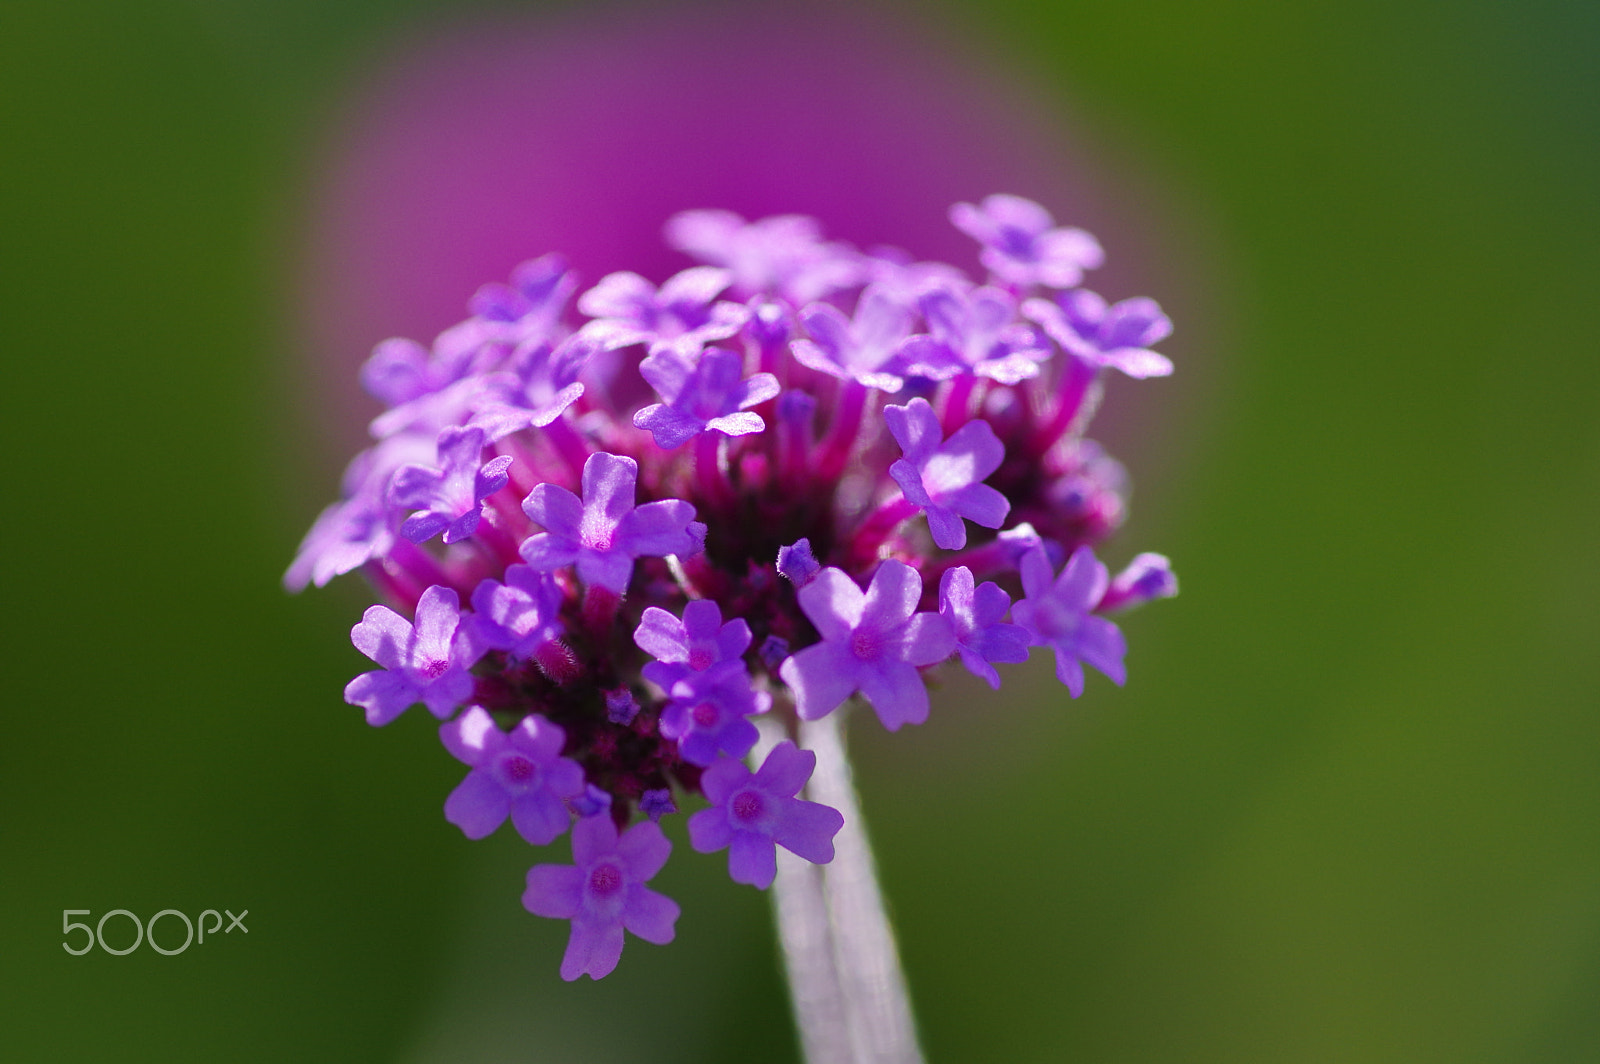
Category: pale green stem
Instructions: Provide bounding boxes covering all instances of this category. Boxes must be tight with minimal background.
[754,711,926,1064]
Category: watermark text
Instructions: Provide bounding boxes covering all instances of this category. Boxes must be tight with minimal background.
[62,909,248,955]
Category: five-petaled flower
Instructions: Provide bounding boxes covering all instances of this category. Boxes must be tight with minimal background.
[1012,545,1128,697]
[344,585,481,725]
[950,193,1105,289]
[938,566,1031,690]
[885,397,1011,550]
[578,266,749,358]
[791,285,915,392]
[461,564,565,660]
[389,425,513,545]
[520,451,704,592]
[780,560,957,730]
[689,742,844,889]
[1023,288,1174,379]
[633,347,781,450]
[523,816,680,981]
[440,706,586,844]
[894,280,1050,385]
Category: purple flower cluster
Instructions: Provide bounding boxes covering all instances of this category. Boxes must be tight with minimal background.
[290,195,1176,979]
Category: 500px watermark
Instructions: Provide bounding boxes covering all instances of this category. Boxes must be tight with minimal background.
[61,909,248,956]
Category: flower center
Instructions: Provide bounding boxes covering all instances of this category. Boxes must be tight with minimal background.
[922,450,977,498]
[731,791,765,823]
[421,658,450,679]
[999,224,1036,259]
[688,647,714,671]
[503,755,535,784]
[691,702,719,728]
[587,863,623,897]
[1036,600,1080,641]
[579,510,616,552]
[851,628,882,662]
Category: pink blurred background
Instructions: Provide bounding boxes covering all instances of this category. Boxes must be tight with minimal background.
[295,0,1199,466]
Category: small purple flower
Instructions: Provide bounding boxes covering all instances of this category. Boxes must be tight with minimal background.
[633,599,753,673]
[439,706,585,844]
[791,286,915,393]
[938,566,1030,690]
[894,282,1051,385]
[283,494,393,592]
[1011,545,1127,697]
[1098,552,1179,612]
[884,398,1010,550]
[387,426,513,545]
[1040,440,1130,539]
[688,743,844,890]
[577,266,749,357]
[359,337,459,408]
[635,600,769,765]
[779,561,956,730]
[344,585,482,726]
[1023,289,1174,379]
[461,565,564,660]
[664,210,864,304]
[649,660,770,767]
[283,433,436,591]
[523,816,679,981]
[520,452,705,593]
[950,193,1104,289]
[633,347,781,449]
[467,253,576,345]
[468,335,594,438]
[745,296,793,351]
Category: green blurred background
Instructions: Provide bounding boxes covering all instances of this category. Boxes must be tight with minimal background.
[3,0,1596,1060]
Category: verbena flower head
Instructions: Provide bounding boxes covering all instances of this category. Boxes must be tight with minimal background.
[288,195,1176,979]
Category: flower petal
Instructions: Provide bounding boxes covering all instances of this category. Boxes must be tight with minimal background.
[510,789,571,846]
[752,741,815,798]
[772,800,844,865]
[796,568,866,641]
[780,641,861,721]
[728,831,778,889]
[688,806,733,853]
[562,917,624,981]
[857,659,930,730]
[523,864,583,920]
[860,560,922,635]
[622,884,680,944]
[616,820,672,881]
[445,769,511,839]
